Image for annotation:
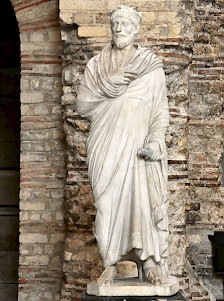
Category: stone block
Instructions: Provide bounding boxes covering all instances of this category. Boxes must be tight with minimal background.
[20,201,46,211]
[21,92,44,104]
[95,13,110,25]
[122,0,179,12]
[48,29,62,42]
[41,79,55,90]
[20,233,48,244]
[157,12,179,24]
[169,232,188,275]
[142,12,157,25]
[17,1,58,23]
[21,153,48,162]
[21,104,50,116]
[108,0,121,10]
[78,26,107,38]
[168,189,188,226]
[30,32,45,43]
[60,12,73,24]
[73,13,94,25]
[19,32,29,43]
[18,292,28,301]
[189,93,223,117]
[60,0,107,12]
[21,78,30,90]
[169,24,182,36]
[20,255,49,266]
[41,211,54,222]
[50,189,65,199]
[50,233,65,243]
[116,261,138,278]
[29,213,41,221]
[56,212,64,221]
[20,211,29,221]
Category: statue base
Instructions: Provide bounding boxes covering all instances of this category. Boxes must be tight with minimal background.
[86,276,179,297]
[82,289,186,301]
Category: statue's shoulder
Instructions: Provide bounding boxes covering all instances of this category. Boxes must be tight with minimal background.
[86,45,110,70]
[135,46,164,73]
[86,55,97,67]
[137,45,153,53]
[89,44,111,62]
[137,46,162,62]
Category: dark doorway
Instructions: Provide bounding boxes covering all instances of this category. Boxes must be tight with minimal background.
[0,0,20,300]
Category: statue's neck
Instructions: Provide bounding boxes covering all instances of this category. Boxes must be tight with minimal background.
[112,45,137,68]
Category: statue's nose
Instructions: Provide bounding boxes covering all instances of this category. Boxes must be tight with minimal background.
[116,23,121,32]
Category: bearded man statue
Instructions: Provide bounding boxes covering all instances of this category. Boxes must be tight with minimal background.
[76,5,179,294]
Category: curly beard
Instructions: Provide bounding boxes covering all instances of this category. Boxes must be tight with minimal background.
[112,33,135,49]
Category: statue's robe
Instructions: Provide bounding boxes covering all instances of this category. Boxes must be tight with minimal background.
[76,44,169,269]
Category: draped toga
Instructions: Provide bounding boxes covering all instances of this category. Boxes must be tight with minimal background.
[76,44,169,269]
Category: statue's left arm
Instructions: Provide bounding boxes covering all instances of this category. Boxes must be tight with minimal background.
[138,67,169,161]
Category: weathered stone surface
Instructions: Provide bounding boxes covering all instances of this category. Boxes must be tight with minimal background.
[87,277,179,297]
[58,0,224,300]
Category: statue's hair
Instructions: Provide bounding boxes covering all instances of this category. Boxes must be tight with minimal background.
[110,5,142,30]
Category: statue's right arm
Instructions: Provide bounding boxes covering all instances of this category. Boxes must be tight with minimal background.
[76,58,104,119]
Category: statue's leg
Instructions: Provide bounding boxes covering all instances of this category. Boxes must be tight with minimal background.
[96,265,116,285]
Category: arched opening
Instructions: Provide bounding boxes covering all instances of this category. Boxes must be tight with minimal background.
[0,0,20,300]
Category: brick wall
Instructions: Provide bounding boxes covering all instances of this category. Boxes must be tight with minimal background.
[11,0,66,300]
[60,0,189,300]
[7,0,223,299]
[186,0,224,299]
[60,0,224,300]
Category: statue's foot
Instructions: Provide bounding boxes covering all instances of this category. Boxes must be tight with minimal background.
[96,266,116,285]
[143,267,167,285]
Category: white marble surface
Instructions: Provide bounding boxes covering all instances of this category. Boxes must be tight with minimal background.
[87,276,180,296]
[76,5,175,288]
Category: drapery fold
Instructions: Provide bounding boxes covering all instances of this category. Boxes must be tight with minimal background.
[76,44,169,267]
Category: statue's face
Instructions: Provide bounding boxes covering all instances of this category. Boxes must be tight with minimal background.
[111,17,138,49]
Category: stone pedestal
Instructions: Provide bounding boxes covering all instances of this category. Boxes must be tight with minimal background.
[81,289,187,301]
[86,276,179,297]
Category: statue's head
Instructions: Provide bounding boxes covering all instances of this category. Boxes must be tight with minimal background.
[110,5,142,49]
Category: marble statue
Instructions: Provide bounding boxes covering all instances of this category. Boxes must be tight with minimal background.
[76,5,179,296]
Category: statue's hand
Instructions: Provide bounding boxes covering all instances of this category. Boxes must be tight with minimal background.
[138,142,163,161]
[111,70,137,86]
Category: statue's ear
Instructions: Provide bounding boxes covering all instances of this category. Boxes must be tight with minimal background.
[134,26,139,35]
